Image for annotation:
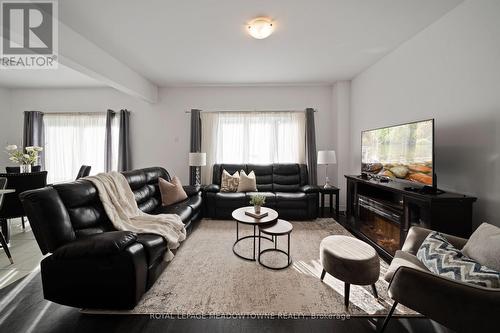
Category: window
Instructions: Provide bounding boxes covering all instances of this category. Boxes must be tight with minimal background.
[201,111,306,182]
[43,113,118,183]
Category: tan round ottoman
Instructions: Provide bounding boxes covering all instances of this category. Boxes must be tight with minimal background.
[320,235,380,307]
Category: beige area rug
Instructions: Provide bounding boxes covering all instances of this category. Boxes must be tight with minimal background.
[86,219,418,317]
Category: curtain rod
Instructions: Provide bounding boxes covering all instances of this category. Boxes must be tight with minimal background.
[184,109,317,114]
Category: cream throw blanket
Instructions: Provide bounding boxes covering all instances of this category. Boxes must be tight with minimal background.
[87,172,186,261]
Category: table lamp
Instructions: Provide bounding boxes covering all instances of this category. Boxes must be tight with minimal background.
[189,152,206,186]
[317,150,336,189]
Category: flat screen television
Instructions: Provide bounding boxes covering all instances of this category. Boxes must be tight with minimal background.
[361,119,435,187]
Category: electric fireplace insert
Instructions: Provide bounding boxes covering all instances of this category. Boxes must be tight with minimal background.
[356,195,403,256]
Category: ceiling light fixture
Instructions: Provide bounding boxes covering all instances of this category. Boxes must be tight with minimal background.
[247,17,274,39]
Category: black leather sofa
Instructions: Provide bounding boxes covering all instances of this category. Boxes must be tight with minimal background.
[204,163,319,220]
[20,167,201,309]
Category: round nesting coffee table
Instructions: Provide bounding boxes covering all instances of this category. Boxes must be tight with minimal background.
[232,206,278,261]
[258,219,293,270]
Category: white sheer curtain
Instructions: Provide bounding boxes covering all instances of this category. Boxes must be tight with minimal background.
[44,113,108,183]
[201,111,306,183]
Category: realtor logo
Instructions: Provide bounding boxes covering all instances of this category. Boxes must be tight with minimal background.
[1,0,58,69]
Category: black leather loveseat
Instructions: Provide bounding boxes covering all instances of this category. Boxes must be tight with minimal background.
[204,164,319,220]
[19,167,201,309]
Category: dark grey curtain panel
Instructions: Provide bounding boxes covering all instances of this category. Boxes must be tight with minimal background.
[23,111,45,168]
[189,109,202,185]
[118,109,131,171]
[305,108,318,185]
[104,109,116,172]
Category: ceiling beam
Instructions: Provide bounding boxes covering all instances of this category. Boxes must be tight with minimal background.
[58,23,158,103]
[1,21,158,102]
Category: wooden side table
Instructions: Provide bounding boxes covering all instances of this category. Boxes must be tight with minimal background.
[319,186,340,219]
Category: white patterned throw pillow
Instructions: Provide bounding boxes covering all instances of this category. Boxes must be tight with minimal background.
[417,232,500,288]
[220,170,239,192]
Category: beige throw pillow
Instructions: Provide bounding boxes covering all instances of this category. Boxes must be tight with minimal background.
[220,170,239,192]
[159,176,188,206]
[237,170,257,192]
[462,223,500,271]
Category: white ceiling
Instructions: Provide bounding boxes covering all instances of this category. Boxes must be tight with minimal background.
[58,0,462,86]
[0,64,104,88]
[1,0,463,88]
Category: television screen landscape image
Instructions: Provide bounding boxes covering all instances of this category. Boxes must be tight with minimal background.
[361,119,434,186]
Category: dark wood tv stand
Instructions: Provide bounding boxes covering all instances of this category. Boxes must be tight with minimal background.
[344,175,477,261]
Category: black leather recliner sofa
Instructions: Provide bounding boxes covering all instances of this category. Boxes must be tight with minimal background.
[20,167,201,309]
[204,163,319,220]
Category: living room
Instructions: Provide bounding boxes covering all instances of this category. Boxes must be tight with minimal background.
[0,1,499,332]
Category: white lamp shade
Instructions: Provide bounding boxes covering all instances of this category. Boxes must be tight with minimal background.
[189,152,206,166]
[317,150,337,165]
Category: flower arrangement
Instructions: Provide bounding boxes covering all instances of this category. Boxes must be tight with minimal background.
[5,145,43,165]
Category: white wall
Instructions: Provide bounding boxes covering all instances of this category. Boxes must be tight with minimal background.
[332,81,351,210]
[0,88,16,167]
[7,86,338,189]
[350,0,500,227]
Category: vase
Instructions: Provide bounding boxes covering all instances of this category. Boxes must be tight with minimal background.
[254,205,261,214]
[20,164,31,173]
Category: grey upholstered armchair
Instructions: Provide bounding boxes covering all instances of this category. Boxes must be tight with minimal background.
[380,226,500,333]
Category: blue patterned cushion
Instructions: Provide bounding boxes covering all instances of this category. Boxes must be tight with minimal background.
[417,232,500,288]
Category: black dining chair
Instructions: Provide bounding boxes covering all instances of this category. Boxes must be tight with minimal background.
[5,165,41,173]
[76,165,91,180]
[0,171,47,242]
[0,177,13,264]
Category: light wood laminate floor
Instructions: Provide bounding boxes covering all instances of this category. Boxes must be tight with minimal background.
[0,218,44,289]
